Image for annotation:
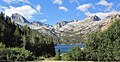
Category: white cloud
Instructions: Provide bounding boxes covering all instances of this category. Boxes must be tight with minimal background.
[35,5,41,11]
[18,0,31,4]
[59,6,68,12]
[116,4,120,9]
[69,0,79,5]
[76,3,92,12]
[97,0,112,8]
[40,19,47,22]
[85,10,120,19]
[0,6,8,12]
[53,0,63,5]
[3,0,15,3]
[1,5,40,19]
[3,0,30,4]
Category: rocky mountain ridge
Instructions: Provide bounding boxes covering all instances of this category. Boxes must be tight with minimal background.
[10,13,120,44]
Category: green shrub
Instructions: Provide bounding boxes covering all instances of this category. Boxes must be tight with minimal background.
[61,46,85,61]
[37,56,45,60]
[0,42,5,48]
[55,49,60,60]
[0,47,35,61]
[61,53,71,61]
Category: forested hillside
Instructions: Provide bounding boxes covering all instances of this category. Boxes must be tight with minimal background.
[60,18,120,61]
[0,12,55,61]
[85,18,120,61]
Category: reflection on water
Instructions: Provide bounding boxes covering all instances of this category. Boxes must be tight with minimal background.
[55,44,83,54]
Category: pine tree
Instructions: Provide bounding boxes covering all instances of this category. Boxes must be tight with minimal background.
[85,19,120,61]
[6,16,12,25]
[0,12,5,21]
[14,25,20,36]
[21,35,26,48]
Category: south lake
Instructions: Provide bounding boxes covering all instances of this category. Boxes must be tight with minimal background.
[55,44,84,54]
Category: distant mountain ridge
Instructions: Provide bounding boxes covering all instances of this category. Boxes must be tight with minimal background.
[10,13,120,44]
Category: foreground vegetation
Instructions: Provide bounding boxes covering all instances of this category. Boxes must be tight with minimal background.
[1,12,120,61]
[0,12,55,61]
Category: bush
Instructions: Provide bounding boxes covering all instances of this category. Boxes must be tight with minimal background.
[0,42,5,48]
[61,53,71,61]
[55,49,60,60]
[61,46,85,61]
[37,56,45,60]
[0,47,35,61]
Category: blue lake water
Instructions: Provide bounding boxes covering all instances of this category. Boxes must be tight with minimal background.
[55,44,84,54]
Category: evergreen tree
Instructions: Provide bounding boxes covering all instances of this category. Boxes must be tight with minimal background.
[0,12,5,21]
[0,12,56,60]
[14,25,20,36]
[6,16,12,25]
[85,19,120,61]
[21,35,26,48]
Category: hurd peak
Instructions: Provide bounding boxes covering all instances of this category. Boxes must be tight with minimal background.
[85,15,101,21]
[91,15,101,21]
[11,13,29,23]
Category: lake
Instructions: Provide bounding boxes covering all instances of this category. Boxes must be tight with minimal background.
[55,44,84,54]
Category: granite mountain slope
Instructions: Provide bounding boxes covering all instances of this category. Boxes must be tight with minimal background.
[11,13,120,44]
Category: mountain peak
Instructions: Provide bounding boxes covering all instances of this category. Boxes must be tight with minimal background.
[11,13,29,23]
[31,21,44,26]
[91,15,101,21]
[85,15,101,21]
[53,21,69,29]
[106,14,120,19]
[56,21,69,24]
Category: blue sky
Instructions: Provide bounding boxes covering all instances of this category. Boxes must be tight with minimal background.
[0,0,120,25]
